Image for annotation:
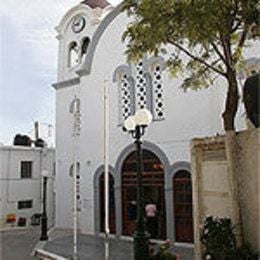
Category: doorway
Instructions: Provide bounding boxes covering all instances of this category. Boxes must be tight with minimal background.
[121,149,166,239]
[173,170,193,242]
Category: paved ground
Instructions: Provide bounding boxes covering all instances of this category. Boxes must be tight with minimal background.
[0,227,39,260]
[40,228,194,260]
[0,227,194,260]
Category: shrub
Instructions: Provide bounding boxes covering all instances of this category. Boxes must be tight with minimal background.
[200,216,258,260]
[149,240,179,260]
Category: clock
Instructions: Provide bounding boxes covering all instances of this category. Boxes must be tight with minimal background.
[72,16,86,33]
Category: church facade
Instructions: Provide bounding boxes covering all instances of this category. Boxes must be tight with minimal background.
[53,0,254,243]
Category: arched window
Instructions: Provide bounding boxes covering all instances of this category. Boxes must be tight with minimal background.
[113,57,165,125]
[113,65,135,124]
[136,57,165,120]
[173,170,193,242]
[68,42,78,68]
[81,37,90,62]
[152,64,164,119]
[136,60,148,110]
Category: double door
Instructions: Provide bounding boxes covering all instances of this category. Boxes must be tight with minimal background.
[122,185,166,239]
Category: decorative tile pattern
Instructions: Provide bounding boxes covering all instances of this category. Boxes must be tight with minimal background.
[152,64,164,120]
[136,61,147,110]
[119,74,132,121]
[114,57,165,124]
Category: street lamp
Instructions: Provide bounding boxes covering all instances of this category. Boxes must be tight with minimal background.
[40,170,49,241]
[123,108,153,260]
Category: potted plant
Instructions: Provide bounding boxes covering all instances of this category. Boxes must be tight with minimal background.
[149,240,179,260]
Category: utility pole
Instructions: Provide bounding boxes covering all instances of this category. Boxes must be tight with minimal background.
[70,96,81,260]
[35,121,39,140]
[104,80,110,260]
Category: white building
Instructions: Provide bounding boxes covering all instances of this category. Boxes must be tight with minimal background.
[0,145,55,228]
[53,0,258,242]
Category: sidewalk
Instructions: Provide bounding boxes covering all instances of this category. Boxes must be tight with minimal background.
[34,228,194,260]
[0,227,40,260]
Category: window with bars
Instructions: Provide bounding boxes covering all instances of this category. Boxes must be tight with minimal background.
[114,57,165,124]
[17,200,33,210]
[120,73,133,121]
[20,161,32,179]
[113,65,135,124]
[150,63,165,120]
[136,60,148,110]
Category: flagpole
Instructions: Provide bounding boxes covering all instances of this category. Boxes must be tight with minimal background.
[104,79,110,259]
[71,96,80,260]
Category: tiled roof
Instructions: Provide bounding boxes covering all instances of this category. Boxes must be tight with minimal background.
[81,0,110,9]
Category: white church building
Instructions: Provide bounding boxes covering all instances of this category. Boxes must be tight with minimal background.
[53,0,257,243]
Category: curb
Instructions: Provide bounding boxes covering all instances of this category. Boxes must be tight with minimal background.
[0,226,36,232]
[33,248,67,260]
[32,240,67,260]
[174,242,194,248]
[32,227,66,260]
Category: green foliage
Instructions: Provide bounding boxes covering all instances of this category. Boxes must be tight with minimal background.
[151,240,178,260]
[122,0,259,130]
[122,0,259,89]
[200,216,258,260]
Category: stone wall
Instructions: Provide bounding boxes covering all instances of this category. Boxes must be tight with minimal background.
[191,128,260,259]
[236,129,260,252]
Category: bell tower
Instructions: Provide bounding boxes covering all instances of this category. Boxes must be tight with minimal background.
[55,1,110,82]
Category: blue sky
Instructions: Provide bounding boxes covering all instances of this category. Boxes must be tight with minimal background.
[0,0,121,145]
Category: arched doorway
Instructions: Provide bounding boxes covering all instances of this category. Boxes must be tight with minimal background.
[173,170,193,242]
[121,149,166,239]
[99,173,116,234]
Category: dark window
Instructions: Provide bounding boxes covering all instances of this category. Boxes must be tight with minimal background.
[68,41,78,67]
[81,37,90,57]
[53,162,56,176]
[69,162,80,178]
[18,200,33,210]
[21,161,32,178]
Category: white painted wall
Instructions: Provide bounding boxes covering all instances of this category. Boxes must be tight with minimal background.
[0,146,55,228]
[54,3,257,234]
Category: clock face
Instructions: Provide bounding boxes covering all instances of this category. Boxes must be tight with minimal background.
[72,16,86,33]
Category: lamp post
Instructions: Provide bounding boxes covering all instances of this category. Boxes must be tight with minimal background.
[40,170,49,241]
[123,108,153,260]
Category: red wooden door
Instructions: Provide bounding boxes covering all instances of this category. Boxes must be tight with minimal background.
[173,171,193,242]
[122,187,137,235]
[122,150,166,239]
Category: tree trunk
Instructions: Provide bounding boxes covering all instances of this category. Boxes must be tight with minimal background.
[223,69,244,245]
[222,69,239,131]
[225,131,243,247]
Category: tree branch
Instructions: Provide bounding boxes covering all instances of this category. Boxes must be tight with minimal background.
[168,39,226,77]
[233,24,249,64]
[220,34,232,73]
[210,42,227,65]
[194,59,222,78]
[231,18,242,33]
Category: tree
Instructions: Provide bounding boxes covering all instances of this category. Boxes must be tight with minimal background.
[122,0,259,131]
